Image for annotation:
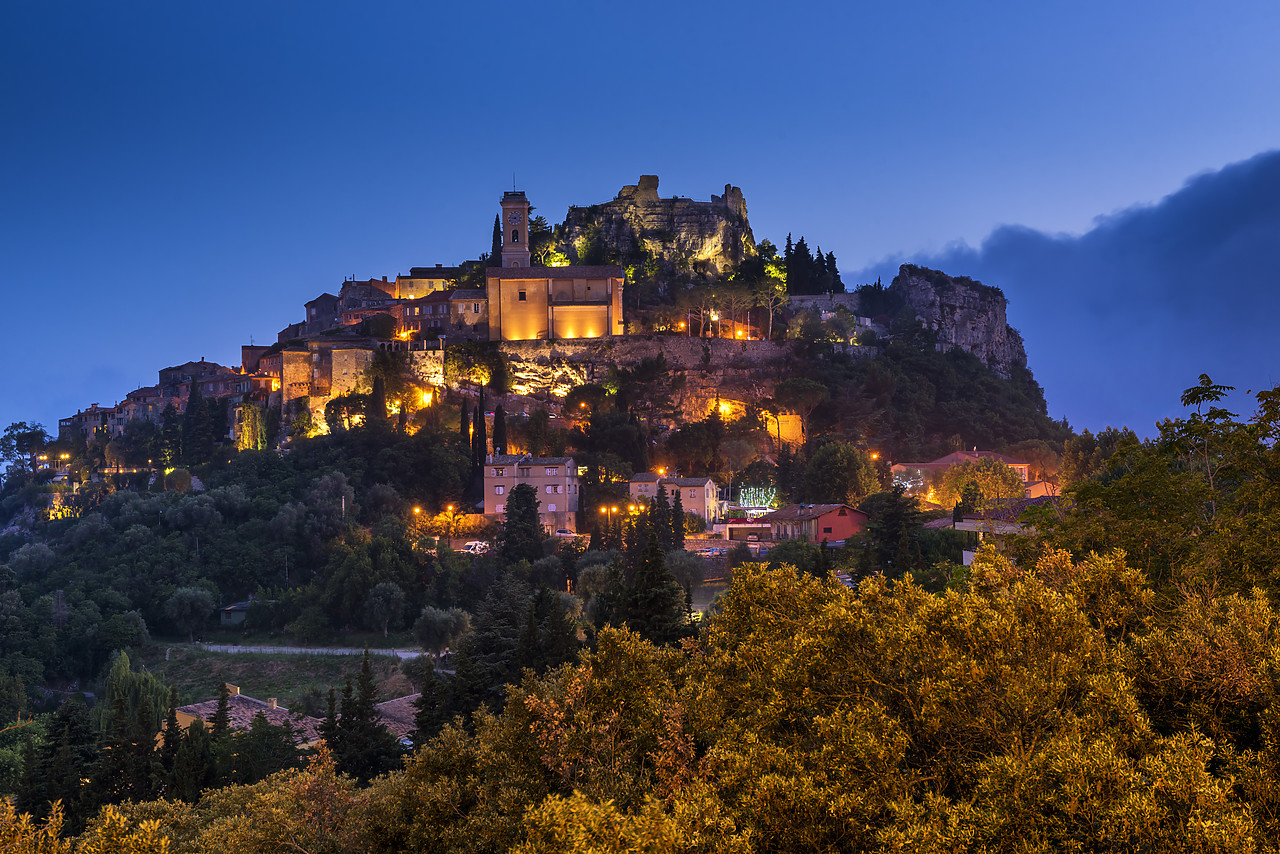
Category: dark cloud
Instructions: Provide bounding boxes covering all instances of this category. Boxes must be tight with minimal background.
[854,150,1280,434]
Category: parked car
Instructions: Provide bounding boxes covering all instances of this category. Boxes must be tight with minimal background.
[460,541,490,555]
[553,529,578,538]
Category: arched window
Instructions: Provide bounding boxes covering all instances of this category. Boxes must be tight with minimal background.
[512,229,520,243]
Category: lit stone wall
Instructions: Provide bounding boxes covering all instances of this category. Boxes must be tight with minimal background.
[331,348,375,397]
[551,305,608,340]
[493,279,550,341]
[281,350,312,404]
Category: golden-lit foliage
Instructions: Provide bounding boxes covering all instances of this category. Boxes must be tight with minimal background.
[15,553,1280,851]
[0,798,71,854]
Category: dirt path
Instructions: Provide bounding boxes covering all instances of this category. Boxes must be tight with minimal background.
[197,643,423,660]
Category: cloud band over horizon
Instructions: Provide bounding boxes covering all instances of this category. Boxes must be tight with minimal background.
[853,149,1280,434]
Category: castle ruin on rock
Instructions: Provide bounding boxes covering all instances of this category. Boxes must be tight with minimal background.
[558,175,756,277]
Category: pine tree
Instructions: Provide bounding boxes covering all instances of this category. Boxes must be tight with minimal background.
[411,666,447,747]
[170,719,215,802]
[492,404,507,456]
[620,523,690,645]
[500,483,544,564]
[826,250,842,289]
[330,652,401,783]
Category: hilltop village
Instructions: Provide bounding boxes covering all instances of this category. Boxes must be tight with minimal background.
[53,177,1054,531]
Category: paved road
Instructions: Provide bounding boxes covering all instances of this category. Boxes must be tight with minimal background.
[197,643,424,660]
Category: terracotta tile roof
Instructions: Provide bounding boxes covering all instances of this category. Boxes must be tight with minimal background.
[177,693,324,744]
[485,265,624,279]
[375,694,420,740]
[489,454,575,466]
[630,473,660,482]
[665,477,715,488]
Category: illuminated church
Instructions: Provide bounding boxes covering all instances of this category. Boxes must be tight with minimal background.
[485,191,625,341]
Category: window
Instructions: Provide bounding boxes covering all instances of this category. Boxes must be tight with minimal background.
[494,485,505,495]
[518,290,527,301]
[547,503,557,512]
[546,485,560,494]
[518,467,531,478]
[689,490,696,498]
[493,467,504,476]
[473,303,481,313]
[496,504,503,513]
[512,228,519,243]
[823,526,833,534]
[545,467,558,476]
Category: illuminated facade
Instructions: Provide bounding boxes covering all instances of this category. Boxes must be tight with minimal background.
[486,190,624,341]
[483,454,580,533]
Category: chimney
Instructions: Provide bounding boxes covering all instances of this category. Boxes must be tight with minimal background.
[436,263,443,268]
[225,683,240,695]
[267,698,277,709]
[383,276,388,282]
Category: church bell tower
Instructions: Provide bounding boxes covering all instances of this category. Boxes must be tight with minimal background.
[499,191,532,268]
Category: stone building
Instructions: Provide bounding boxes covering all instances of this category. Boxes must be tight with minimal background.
[483,454,580,534]
[628,473,720,523]
[485,191,624,342]
[397,288,488,339]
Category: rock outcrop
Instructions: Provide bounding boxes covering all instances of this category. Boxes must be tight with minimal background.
[558,175,755,277]
[891,264,1028,379]
[499,336,799,424]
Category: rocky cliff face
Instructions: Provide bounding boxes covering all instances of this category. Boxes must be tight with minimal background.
[891,264,1028,379]
[499,336,796,423]
[558,175,755,277]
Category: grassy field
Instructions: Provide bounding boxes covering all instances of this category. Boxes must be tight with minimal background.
[133,645,416,713]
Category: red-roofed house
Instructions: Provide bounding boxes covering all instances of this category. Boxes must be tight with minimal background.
[759,503,868,544]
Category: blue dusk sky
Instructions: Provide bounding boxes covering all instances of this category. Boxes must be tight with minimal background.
[3,1,1278,438]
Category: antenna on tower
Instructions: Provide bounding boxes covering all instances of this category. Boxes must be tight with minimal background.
[513,172,517,191]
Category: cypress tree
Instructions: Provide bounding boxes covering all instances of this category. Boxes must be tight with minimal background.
[826,250,842,289]
[460,399,471,441]
[320,687,339,748]
[210,682,231,741]
[653,486,672,552]
[472,408,484,467]
[671,489,686,551]
[370,375,388,423]
[181,379,213,466]
[159,687,181,776]
[492,404,507,456]
[490,214,502,265]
